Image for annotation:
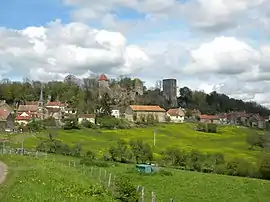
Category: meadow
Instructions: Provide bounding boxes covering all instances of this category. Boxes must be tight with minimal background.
[5,123,262,161]
[0,155,115,202]
[1,154,270,202]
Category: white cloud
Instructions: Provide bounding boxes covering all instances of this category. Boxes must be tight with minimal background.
[0,20,150,81]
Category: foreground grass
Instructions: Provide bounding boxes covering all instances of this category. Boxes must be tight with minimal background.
[2,154,270,202]
[104,164,270,202]
[0,155,115,202]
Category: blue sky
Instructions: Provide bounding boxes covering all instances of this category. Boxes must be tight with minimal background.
[0,0,71,29]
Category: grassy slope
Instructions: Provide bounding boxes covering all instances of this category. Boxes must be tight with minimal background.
[105,165,270,202]
[2,154,270,202]
[0,155,115,202]
[7,123,261,161]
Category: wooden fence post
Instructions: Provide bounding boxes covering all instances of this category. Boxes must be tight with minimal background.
[141,187,145,202]
[68,160,71,167]
[73,161,75,167]
[91,167,94,175]
[151,191,156,202]
[108,173,111,188]
[104,170,107,182]
[99,168,102,182]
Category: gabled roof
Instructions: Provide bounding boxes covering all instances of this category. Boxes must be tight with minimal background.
[98,74,109,81]
[167,108,185,116]
[15,112,38,120]
[17,105,38,112]
[129,105,165,112]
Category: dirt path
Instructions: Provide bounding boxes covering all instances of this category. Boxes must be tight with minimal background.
[0,161,8,184]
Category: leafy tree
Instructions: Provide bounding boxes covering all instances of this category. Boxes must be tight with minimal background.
[99,92,112,116]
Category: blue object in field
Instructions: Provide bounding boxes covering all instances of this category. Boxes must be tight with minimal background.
[136,164,156,174]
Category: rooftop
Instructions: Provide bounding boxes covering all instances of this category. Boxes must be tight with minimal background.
[129,105,165,112]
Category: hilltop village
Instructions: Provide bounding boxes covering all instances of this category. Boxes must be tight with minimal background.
[0,73,269,132]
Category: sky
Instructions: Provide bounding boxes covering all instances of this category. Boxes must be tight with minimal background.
[1,0,270,107]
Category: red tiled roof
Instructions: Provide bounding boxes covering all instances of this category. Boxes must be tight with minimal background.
[78,114,96,118]
[17,105,38,112]
[99,74,109,81]
[167,108,185,116]
[129,105,165,112]
[199,115,220,120]
[15,112,38,120]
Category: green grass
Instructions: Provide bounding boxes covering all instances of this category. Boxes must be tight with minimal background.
[2,154,270,202]
[4,123,262,161]
[0,155,115,202]
[104,164,270,202]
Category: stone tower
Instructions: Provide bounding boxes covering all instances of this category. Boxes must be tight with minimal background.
[162,79,177,107]
[133,78,143,95]
[98,74,109,88]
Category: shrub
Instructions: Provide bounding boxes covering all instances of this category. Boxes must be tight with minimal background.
[159,169,173,176]
[259,153,270,180]
[114,175,139,202]
[80,159,110,167]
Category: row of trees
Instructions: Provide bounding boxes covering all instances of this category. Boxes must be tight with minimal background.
[177,87,270,116]
[0,77,269,117]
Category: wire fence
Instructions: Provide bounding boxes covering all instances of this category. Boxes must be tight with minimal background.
[0,148,175,201]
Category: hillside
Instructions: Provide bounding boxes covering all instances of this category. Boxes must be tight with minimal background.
[0,155,115,202]
[1,154,270,202]
[7,123,261,161]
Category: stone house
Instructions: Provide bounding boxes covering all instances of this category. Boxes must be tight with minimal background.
[199,115,220,124]
[227,111,248,125]
[166,108,185,123]
[78,114,96,124]
[192,109,201,119]
[125,105,166,122]
[0,109,14,131]
[45,101,67,120]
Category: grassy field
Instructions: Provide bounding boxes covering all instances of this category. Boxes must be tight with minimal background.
[0,155,115,202]
[1,154,270,202]
[4,123,262,161]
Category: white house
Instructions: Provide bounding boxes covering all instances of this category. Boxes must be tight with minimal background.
[166,108,185,123]
[111,109,120,118]
[78,114,96,124]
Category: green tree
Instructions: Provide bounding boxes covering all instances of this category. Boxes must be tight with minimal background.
[99,92,112,116]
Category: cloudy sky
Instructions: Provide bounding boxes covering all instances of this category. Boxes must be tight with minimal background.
[1,0,270,106]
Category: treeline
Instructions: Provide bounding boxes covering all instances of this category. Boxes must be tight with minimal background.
[177,87,270,116]
[0,77,268,116]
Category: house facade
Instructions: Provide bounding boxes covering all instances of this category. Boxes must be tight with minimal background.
[0,109,14,131]
[125,105,166,122]
[111,109,120,118]
[166,108,185,123]
[78,114,96,124]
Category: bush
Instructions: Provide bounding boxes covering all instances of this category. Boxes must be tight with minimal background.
[159,169,173,176]
[259,153,270,180]
[114,175,139,202]
[196,123,217,133]
[80,158,110,167]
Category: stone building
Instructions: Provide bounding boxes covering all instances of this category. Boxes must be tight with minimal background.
[162,79,177,107]
[125,105,166,122]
